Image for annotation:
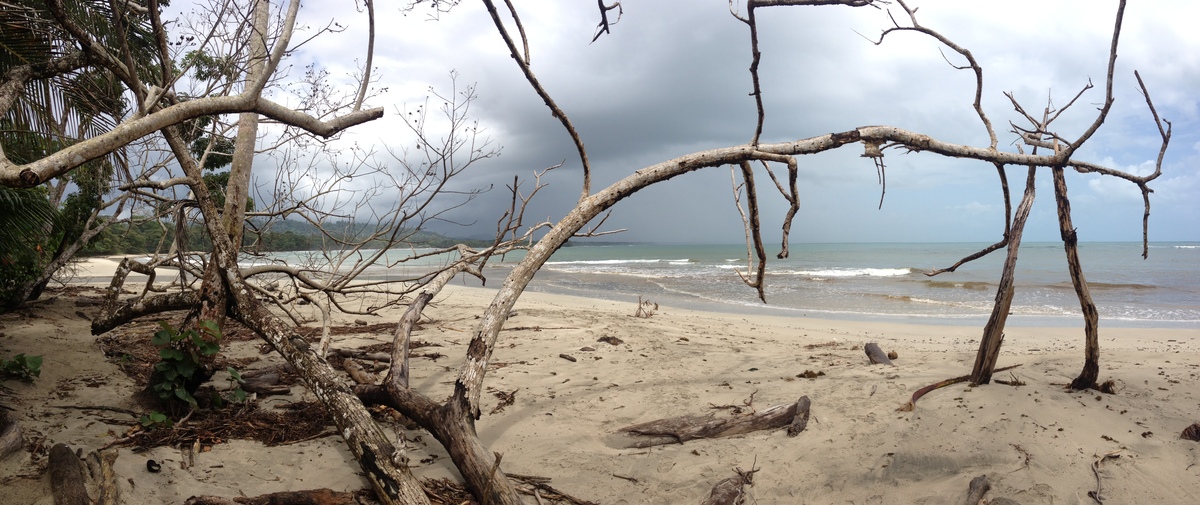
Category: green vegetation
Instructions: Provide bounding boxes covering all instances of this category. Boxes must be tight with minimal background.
[84,217,493,255]
[149,320,224,408]
[0,187,57,308]
[0,353,42,382]
[138,410,172,430]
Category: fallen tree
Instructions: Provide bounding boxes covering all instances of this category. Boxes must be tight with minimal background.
[0,0,1177,503]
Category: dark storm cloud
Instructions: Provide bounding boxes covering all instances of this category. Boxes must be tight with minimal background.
[282,0,1198,244]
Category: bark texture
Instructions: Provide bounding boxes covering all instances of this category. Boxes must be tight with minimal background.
[617,397,812,448]
[971,167,1036,384]
[49,443,89,505]
[1053,166,1101,390]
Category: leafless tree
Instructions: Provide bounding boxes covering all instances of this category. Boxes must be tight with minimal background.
[352,0,1168,501]
[1,0,1174,504]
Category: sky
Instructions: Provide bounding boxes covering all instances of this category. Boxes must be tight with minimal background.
[238,1,1200,244]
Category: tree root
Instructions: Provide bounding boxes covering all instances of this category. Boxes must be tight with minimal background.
[897,364,1021,412]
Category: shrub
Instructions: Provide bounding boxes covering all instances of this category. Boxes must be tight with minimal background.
[149,320,222,407]
[0,353,42,381]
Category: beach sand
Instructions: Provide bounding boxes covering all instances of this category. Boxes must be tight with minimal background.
[1,257,1199,503]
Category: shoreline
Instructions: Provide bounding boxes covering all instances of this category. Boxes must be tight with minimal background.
[71,254,1196,334]
[1,257,1198,502]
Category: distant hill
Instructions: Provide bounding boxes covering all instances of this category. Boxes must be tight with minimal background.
[84,217,493,255]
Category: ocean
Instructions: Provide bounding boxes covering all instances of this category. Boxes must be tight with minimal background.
[515,242,1199,328]
[251,242,1198,328]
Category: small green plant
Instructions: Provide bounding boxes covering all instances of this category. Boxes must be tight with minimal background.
[138,410,172,430]
[150,320,223,407]
[211,366,247,407]
[1,353,42,381]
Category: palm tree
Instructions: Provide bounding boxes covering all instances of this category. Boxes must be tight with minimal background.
[0,0,156,305]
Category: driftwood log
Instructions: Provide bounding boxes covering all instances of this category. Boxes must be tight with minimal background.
[49,443,118,505]
[240,368,290,396]
[863,343,894,366]
[618,396,811,448]
[184,489,356,505]
[49,444,89,505]
[0,410,22,461]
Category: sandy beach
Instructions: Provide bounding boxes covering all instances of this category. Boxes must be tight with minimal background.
[2,256,1199,503]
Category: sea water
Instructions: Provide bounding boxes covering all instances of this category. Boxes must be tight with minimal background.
[245,242,1198,328]
[518,242,1200,328]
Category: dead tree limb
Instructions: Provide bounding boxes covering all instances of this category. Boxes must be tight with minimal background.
[1053,165,1101,391]
[970,167,1036,384]
[184,489,355,505]
[616,396,811,448]
[899,364,1021,412]
[481,0,591,200]
[927,163,1012,276]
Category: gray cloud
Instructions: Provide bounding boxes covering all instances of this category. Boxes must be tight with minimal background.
[276,0,1199,244]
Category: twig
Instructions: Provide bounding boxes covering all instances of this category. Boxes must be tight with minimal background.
[1089,449,1123,503]
[50,405,140,417]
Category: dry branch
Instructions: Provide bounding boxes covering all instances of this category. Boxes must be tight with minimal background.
[898,364,1021,412]
[184,489,356,505]
[617,396,811,448]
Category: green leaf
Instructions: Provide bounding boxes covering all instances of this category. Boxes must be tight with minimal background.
[23,355,41,374]
[227,367,242,382]
[159,348,183,361]
[176,359,196,377]
[175,388,197,406]
[162,368,178,380]
[198,320,222,339]
[152,328,174,346]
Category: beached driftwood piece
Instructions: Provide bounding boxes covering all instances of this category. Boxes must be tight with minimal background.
[0,411,22,461]
[864,343,895,366]
[701,467,758,505]
[49,444,89,505]
[49,443,119,505]
[239,369,290,396]
[616,396,811,448]
[962,474,990,505]
[898,364,1021,412]
[184,489,355,505]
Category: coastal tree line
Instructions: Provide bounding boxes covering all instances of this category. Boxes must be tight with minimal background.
[0,0,1174,503]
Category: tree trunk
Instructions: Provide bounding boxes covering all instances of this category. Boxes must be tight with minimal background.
[970,167,1036,385]
[1052,166,1100,390]
[161,122,431,504]
[198,0,267,330]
